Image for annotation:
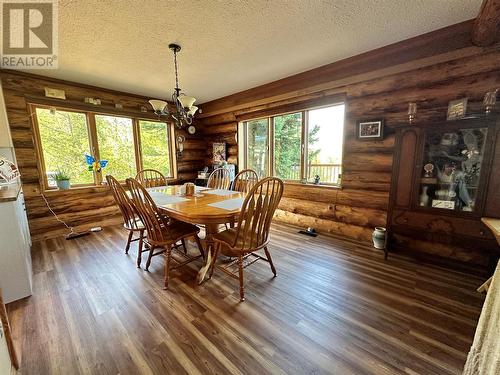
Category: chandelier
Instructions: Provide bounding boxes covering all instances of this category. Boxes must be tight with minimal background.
[149,43,198,128]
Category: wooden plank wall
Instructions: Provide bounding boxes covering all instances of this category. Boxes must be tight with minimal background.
[0,71,205,241]
[198,22,500,265]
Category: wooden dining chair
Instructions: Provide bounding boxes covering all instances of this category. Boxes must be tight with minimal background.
[232,169,259,193]
[126,178,205,289]
[208,177,284,301]
[106,174,146,266]
[207,167,231,189]
[136,169,168,188]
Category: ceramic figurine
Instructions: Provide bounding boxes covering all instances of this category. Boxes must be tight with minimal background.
[419,186,429,207]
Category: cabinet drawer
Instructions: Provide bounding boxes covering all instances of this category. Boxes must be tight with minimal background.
[391,209,495,240]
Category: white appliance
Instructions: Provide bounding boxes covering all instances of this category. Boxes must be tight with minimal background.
[0,80,32,304]
[0,188,33,304]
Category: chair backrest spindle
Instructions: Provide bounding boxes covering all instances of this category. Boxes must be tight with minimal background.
[126,178,173,244]
[232,177,284,250]
[207,167,231,189]
[232,169,259,193]
[106,174,141,229]
[136,169,167,188]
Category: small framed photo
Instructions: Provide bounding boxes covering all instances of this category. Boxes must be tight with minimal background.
[213,142,226,164]
[431,200,455,210]
[447,98,468,121]
[357,119,384,140]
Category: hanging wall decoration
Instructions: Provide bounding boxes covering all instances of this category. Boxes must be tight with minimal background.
[213,142,226,165]
[356,119,384,140]
[447,98,468,120]
[176,135,186,158]
[85,154,108,172]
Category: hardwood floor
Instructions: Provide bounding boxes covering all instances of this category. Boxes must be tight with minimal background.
[7,223,485,375]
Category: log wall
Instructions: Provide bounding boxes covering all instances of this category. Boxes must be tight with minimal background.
[0,71,205,241]
[198,21,500,265]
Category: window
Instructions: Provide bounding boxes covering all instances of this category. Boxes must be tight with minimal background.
[96,115,136,181]
[32,105,175,189]
[36,108,94,186]
[246,118,269,178]
[240,103,345,185]
[138,120,173,177]
[273,112,302,180]
[306,106,344,184]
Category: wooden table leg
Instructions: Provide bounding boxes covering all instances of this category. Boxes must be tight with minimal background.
[197,223,219,284]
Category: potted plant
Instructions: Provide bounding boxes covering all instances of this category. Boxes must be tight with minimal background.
[53,170,71,190]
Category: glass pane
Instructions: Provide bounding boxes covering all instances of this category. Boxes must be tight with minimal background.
[246,119,268,178]
[307,105,345,184]
[36,108,93,186]
[139,120,172,177]
[273,112,302,180]
[95,115,135,181]
[419,127,488,212]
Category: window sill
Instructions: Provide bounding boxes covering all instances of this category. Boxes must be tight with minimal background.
[43,184,109,195]
[284,181,342,190]
[43,178,180,195]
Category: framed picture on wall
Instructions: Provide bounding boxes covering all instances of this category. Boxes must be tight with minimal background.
[447,98,468,120]
[213,142,226,164]
[357,119,384,140]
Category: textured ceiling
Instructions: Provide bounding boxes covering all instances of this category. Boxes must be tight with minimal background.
[30,0,482,103]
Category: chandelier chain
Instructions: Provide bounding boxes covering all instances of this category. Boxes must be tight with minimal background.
[173,48,180,91]
[149,43,197,128]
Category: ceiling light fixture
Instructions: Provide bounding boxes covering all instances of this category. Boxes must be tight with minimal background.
[149,43,199,128]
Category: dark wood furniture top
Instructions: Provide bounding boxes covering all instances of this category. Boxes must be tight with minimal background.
[0,182,21,203]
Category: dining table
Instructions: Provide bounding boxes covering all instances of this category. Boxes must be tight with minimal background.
[147,185,245,284]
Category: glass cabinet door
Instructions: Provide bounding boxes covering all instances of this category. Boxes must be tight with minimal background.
[418,126,488,212]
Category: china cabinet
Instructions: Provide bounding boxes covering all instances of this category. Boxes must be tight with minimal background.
[387,115,500,265]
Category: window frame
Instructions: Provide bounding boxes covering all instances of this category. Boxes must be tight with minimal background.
[136,118,176,179]
[240,102,345,186]
[271,111,304,181]
[244,117,270,178]
[30,103,177,191]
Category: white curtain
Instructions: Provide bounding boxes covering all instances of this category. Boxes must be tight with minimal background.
[463,260,500,375]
